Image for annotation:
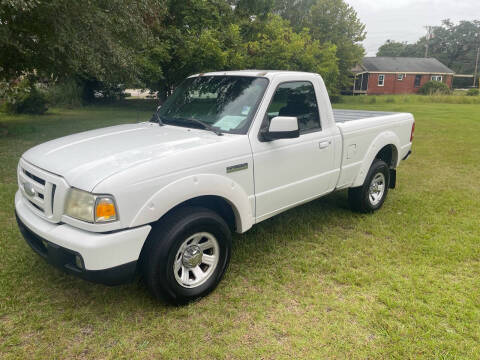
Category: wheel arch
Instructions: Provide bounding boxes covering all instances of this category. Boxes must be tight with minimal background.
[352,131,400,188]
[159,195,238,232]
[375,144,399,169]
[129,174,254,234]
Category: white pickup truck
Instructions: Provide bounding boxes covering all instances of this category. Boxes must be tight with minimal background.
[15,70,414,304]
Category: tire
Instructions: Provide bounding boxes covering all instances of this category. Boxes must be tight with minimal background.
[141,206,232,305]
[348,159,390,213]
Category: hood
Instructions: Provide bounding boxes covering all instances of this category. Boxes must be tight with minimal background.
[22,122,233,191]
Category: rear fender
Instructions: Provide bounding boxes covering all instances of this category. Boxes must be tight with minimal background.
[352,131,401,188]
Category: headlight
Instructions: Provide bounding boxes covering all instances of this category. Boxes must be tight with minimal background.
[64,188,118,223]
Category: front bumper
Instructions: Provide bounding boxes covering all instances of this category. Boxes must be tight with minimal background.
[15,190,151,285]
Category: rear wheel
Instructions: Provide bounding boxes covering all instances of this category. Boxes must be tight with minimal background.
[348,159,390,213]
[141,206,231,304]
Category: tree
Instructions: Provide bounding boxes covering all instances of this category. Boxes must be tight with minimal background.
[1,0,366,105]
[273,0,317,29]
[378,41,408,57]
[229,0,276,19]
[143,6,340,98]
[425,20,480,75]
[0,0,160,97]
[304,0,365,91]
[377,40,423,57]
[243,15,339,93]
[231,0,365,93]
[141,0,240,99]
[376,20,480,77]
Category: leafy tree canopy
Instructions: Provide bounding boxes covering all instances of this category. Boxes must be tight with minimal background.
[305,0,365,90]
[1,0,366,101]
[0,0,160,84]
[243,15,339,91]
[377,20,480,75]
[377,40,422,58]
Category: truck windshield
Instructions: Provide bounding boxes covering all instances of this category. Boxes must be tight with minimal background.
[155,76,269,134]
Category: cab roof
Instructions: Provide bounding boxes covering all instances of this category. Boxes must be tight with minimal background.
[189,70,319,80]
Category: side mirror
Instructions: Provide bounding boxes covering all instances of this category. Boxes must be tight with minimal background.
[262,116,300,141]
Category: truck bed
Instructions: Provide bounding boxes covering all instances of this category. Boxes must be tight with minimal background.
[333,109,397,123]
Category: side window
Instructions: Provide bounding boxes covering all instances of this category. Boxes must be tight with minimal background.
[266,81,321,133]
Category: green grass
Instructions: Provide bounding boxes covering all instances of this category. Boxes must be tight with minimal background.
[1,99,480,359]
[339,93,480,105]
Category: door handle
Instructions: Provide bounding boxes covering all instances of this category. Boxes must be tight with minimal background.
[319,140,331,149]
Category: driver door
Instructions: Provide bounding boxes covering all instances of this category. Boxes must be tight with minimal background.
[251,81,336,221]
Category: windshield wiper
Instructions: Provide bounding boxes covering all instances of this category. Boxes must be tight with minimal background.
[173,117,223,136]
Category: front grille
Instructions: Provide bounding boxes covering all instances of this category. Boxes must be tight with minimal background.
[23,169,46,185]
[51,184,56,210]
[20,167,48,214]
[18,159,66,222]
[28,200,44,212]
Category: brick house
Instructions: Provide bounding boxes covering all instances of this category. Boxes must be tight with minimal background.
[352,57,455,95]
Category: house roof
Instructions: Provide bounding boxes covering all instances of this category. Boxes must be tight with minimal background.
[355,57,455,74]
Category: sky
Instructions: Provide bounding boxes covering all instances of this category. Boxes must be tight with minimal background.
[344,0,480,56]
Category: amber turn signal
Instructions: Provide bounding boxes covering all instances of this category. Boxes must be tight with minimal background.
[95,197,117,222]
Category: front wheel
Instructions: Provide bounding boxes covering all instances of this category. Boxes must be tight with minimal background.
[348,159,390,213]
[141,206,232,304]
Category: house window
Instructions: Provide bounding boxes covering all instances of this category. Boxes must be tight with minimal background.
[378,74,385,86]
[431,75,443,82]
[414,75,422,87]
[397,74,404,81]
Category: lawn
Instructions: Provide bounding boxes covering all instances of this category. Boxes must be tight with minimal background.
[1,98,479,359]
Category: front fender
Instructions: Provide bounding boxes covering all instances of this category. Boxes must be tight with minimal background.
[352,131,401,188]
[129,173,254,233]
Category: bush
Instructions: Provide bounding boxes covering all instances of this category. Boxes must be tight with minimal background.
[46,79,127,107]
[329,94,341,104]
[46,79,83,107]
[81,79,127,103]
[466,88,479,96]
[418,81,451,95]
[3,79,48,114]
